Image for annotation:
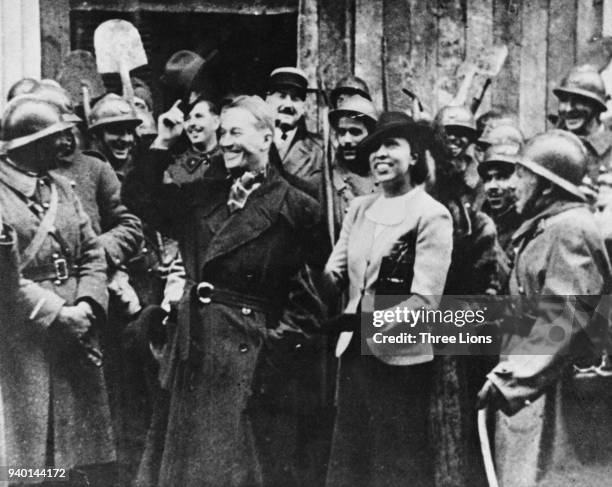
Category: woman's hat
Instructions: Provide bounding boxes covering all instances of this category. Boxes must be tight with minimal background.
[357,111,432,158]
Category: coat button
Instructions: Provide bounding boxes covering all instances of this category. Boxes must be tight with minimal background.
[52,253,59,259]
[142,247,148,254]
[241,307,252,316]
[54,279,62,286]
[239,343,249,353]
[518,285,525,294]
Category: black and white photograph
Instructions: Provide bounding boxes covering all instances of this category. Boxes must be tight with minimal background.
[1,1,612,486]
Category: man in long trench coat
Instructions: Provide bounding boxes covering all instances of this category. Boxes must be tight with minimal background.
[478,130,612,487]
[0,98,114,485]
[123,95,326,487]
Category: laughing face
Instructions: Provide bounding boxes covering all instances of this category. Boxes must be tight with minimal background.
[184,100,219,149]
[98,123,136,164]
[445,126,473,158]
[266,88,305,132]
[369,137,413,185]
[219,107,272,172]
[557,92,599,135]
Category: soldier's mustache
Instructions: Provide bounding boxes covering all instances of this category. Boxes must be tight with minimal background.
[278,107,297,115]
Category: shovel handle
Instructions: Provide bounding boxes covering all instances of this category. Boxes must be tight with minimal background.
[470,78,492,114]
[453,65,478,107]
[119,59,134,103]
[82,85,92,128]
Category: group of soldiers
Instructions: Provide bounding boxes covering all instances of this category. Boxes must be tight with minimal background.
[1,40,612,487]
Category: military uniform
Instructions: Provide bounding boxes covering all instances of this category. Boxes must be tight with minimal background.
[53,150,143,267]
[165,145,223,186]
[0,160,114,474]
[330,160,378,230]
[489,201,612,487]
[582,129,612,181]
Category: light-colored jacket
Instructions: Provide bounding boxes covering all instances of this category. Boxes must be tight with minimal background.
[325,186,453,365]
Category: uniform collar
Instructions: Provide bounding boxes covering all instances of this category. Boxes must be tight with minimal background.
[0,158,44,198]
[583,128,612,157]
[511,200,585,243]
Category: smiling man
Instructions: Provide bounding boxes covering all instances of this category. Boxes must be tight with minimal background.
[327,95,379,229]
[553,64,612,183]
[122,95,327,487]
[89,94,142,177]
[266,67,324,191]
[165,98,222,186]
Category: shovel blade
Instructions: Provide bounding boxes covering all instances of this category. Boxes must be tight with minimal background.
[94,19,148,74]
[472,44,508,77]
[56,50,106,104]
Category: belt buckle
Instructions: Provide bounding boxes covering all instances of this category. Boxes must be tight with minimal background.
[196,282,215,304]
[54,258,69,281]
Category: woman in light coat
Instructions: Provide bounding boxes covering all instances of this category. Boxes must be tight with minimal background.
[324,112,453,487]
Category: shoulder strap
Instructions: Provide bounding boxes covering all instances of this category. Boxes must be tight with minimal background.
[19,182,59,271]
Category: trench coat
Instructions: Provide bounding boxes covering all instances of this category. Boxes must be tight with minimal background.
[488,200,612,487]
[272,122,324,190]
[0,161,114,473]
[123,149,326,487]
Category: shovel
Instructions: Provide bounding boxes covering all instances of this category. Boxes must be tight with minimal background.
[56,50,106,125]
[94,19,148,103]
[452,44,508,112]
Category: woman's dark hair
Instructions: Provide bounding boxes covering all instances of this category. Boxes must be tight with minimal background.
[405,120,433,185]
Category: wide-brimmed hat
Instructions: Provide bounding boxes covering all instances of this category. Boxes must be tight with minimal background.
[328,95,378,131]
[357,111,432,158]
[269,67,309,99]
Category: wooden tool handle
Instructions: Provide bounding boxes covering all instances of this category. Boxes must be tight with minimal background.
[119,59,134,103]
[82,84,92,127]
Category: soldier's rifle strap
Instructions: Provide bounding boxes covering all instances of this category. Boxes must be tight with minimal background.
[19,182,59,271]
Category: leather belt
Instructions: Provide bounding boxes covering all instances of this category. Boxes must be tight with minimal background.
[193,281,275,314]
[22,257,76,283]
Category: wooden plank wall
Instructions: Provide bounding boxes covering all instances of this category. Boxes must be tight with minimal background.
[303,0,610,138]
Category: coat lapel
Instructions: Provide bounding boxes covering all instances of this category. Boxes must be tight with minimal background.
[202,167,289,266]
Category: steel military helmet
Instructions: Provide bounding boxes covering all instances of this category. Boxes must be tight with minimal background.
[435,105,477,134]
[478,122,524,147]
[330,75,371,107]
[88,93,142,132]
[518,129,588,201]
[553,64,608,113]
[31,83,82,124]
[477,142,521,178]
[2,96,74,151]
[328,95,378,132]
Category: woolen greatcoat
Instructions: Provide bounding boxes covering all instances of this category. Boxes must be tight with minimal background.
[123,149,326,487]
[324,189,453,487]
[52,150,143,268]
[488,201,612,487]
[0,161,114,473]
[0,222,19,471]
